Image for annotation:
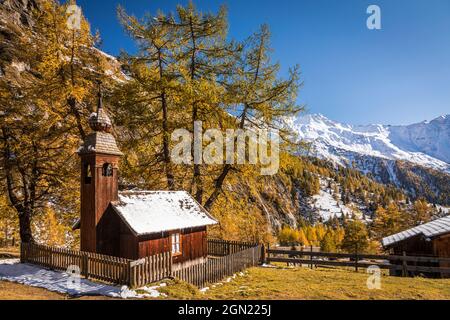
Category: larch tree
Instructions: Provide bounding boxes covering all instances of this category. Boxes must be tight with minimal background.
[0,0,115,243]
[204,24,303,210]
[372,203,407,240]
[116,6,181,190]
[170,2,238,203]
[33,0,114,140]
[342,220,369,253]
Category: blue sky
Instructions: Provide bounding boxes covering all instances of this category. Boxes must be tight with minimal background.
[76,0,450,125]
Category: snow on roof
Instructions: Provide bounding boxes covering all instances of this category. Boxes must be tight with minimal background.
[382,215,450,248]
[112,191,218,236]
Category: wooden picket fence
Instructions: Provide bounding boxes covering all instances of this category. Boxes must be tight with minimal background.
[128,252,172,288]
[21,242,131,285]
[173,245,262,287]
[20,240,263,288]
[207,239,258,256]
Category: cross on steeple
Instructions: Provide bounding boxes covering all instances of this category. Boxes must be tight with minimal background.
[88,81,113,133]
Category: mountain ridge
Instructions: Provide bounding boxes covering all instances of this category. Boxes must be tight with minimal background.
[289,113,450,205]
[291,113,450,171]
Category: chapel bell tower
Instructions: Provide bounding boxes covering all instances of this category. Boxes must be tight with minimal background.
[77,84,123,253]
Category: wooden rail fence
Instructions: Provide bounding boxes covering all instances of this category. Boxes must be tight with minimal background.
[0,239,17,248]
[266,248,450,277]
[20,240,262,288]
[173,245,262,287]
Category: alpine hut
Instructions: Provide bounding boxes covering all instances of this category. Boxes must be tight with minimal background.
[382,215,450,277]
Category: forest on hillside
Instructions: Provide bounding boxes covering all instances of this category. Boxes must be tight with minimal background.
[0,0,446,253]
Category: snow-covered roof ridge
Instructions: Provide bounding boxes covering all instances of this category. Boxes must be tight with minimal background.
[382,215,450,248]
[112,190,218,236]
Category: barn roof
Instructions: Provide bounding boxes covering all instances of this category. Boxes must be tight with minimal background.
[111,191,218,236]
[382,215,450,248]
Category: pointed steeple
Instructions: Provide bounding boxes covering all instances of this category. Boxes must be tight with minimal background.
[89,81,113,133]
[78,81,123,156]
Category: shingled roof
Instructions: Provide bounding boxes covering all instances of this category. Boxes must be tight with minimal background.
[77,84,123,156]
[111,191,218,236]
[78,131,123,156]
[382,215,450,248]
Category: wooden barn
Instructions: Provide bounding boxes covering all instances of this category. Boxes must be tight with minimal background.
[382,216,450,277]
[73,90,218,265]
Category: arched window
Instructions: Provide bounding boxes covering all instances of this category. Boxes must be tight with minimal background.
[102,163,113,177]
[84,163,92,184]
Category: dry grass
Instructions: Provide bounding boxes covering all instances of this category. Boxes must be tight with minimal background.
[0,247,20,259]
[161,266,450,300]
[1,263,449,300]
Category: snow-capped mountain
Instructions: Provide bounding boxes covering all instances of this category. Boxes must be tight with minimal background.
[287,114,450,205]
[291,114,450,173]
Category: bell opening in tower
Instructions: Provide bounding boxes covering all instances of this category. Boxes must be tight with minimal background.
[84,162,92,184]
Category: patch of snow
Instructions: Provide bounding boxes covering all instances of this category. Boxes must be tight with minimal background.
[310,179,355,221]
[0,261,165,299]
[261,263,276,268]
[115,284,167,299]
[436,205,450,215]
[11,61,28,72]
[199,287,210,293]
[0,259,20,265]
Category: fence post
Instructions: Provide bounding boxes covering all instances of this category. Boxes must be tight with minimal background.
[20,242,25,263]
[128,261,134,288]
[402,251,408,277]
[355,243,359,272]
[260,244,266,265]
[310,245,313,269]
[82,253,89,279]
[168,251,173,278]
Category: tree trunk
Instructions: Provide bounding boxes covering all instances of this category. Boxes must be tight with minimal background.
[18,211,33,243]
[204,164,232,210]
[68,97,86,140]
[161,91,175,190]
